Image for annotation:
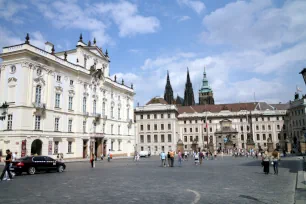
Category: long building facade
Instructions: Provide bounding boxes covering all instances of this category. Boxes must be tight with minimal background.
[0,34,135,159]
[135,99,289,154]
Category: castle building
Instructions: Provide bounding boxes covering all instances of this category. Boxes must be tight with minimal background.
[199,67,214,105]
[0,34,135,159]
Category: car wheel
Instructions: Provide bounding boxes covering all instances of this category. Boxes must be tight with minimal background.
[57,165,64,173]
[27,167,36,175]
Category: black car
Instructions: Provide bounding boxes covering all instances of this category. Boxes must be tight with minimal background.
[12,156,66,175]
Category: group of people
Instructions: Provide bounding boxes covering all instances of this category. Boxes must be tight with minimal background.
[261,149,280,175]
[89,149,113,168]
[160,149,218,167]
[0,149,17,181]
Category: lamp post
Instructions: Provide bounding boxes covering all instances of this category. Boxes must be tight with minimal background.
[0,102,9,121]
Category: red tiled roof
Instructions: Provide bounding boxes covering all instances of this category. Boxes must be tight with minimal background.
[178,103,257,114]
[146,97,168,105]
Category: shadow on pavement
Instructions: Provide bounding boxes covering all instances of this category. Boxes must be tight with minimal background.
[240,159,302,173]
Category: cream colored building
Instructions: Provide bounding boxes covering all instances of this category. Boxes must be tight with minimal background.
[0,34,135,159]
[134,98,179,155]
[135,99,289,153]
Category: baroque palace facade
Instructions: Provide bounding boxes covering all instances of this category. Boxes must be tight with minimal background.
[135,70,293,155]
[0,34,135,159]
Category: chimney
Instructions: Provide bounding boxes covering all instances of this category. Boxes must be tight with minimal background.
[45,42,54,53]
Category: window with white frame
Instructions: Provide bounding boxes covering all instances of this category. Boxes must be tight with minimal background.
[83,120,86,133]
[7,114,12,130]
[111,107,114,118]
[83,97,87,113]
[127,108,130,120]
[118,140,121,151]
[93,122,96,133]
[54,141,59,154]
[111,124,113,134]
[56,75,61,82]
[102,102,105,116]
[118,125,121,135]
[103,123,105,133]
[111,140,114,150]
[55,118,59,131]
[68,96,73,110]
[70,80,73,85]
[68,141,72,153]
[68,119,72,132]
[118,108,120,119]
[55,93,60,108]
[35,116,41,130]
[35,85,41,104]
[93,100,96,114]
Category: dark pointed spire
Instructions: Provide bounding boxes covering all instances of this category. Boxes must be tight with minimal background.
[88,40,91,46]
[114,75,117,82]
[51,45,55,55]
[93,38,96,45]
[183,67,195,106]
[131,83,133,89]
[64,52,67,61]
[25,33,30,44]
[122,79,124,85]
[164,70,174,104]
[78,33,83,42]
[105,49,108,57]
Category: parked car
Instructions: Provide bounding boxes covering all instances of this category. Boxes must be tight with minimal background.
[139,151,149,157]
[12,156,66,175]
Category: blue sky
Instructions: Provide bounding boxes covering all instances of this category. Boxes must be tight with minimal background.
[1,0,306,105]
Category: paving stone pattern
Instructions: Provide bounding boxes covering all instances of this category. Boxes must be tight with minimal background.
[0,156,300,204]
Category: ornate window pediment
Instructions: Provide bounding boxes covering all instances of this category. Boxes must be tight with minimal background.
[8,77,17,83]
[34,77,45,86]
[83,92,89,97]
[111,101,115,107]
[68,90,75,96]
[55,86,63,92]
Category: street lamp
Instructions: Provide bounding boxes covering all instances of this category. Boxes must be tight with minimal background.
[0,102,9,121]
[299,68,306,85]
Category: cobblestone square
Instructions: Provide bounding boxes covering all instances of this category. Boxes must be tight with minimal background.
[0,156,302,204]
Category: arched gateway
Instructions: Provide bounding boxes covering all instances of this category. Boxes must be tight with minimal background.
[31,139,43,155]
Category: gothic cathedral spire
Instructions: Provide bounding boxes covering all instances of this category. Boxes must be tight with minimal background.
[164,70,174,104]
[183,68,195,106]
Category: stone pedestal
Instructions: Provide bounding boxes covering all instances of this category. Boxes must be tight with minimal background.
[246,143,255,151]
[287,143,292,153]
[267,142,274,153]
[177,139,184,153]
[300,142,306,154]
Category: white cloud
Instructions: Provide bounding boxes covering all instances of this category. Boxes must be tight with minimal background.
[177,0,206,14]
[94,1,160,37]
[0,0,27,24]
[202,0,306,50]
[31,31,47,49]
[129,49,140,53]
[178,16,191,22]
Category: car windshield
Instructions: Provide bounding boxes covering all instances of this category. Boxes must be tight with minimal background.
[19,157,30,161]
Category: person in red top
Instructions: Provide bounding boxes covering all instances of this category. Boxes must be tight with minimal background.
[0,149,13,181]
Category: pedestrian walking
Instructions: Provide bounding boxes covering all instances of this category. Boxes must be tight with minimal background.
[160,151,166,167]
[0,149,13,181]
[90,152,95,168]
[167,152,171,167]
[262,151,270,174]
[184,151,188,161]
[199,151,204,165]
[170,150,175,167]
[107,149,112,162]
[194,151,199,165]
[272,149,280,175]
[178,150,182,167]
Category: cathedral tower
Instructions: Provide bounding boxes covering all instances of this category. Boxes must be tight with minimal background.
[199,67,214,105]
[164,71,174,104]
[183,68,195,106]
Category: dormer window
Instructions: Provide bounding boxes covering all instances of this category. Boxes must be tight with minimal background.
[57,75,61,82]
[10,65,16,73]
[70,80,74,85]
